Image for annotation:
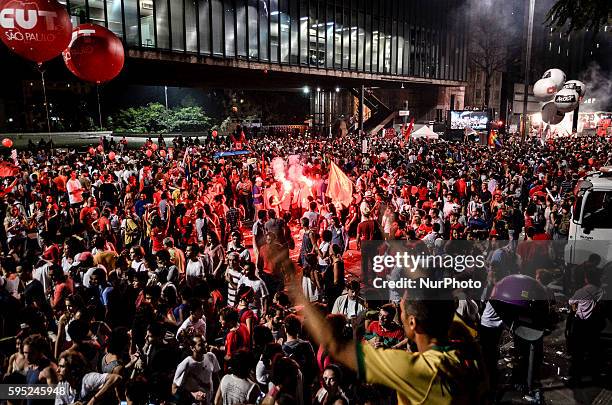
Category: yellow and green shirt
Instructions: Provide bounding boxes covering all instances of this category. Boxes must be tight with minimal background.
[356,341,487,405]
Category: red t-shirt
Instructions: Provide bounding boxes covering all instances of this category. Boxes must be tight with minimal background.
[225,324,250,359]
[151,226,166,252]
[366,321,405,347]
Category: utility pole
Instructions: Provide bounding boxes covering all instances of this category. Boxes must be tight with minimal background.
[359,85,365,135]
[520,0,535,143]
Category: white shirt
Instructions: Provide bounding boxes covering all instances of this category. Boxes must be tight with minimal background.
[219,374,260,405]
[176,316,207,340]
[55,372,108,404]
[480,301,503,328]
[331,294,365,319]
[186,258,212,288]
[33,262,53,295]
[569,284,604,320]
[66,178,84,205]
[130,259,145,272]
[173,354,220,405]
[301,276,319,302]
[237,276,269,316]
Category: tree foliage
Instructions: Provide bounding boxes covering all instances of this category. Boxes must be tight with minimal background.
[546,0,611,34]
[468,4,520,109]
[112,103,214,133]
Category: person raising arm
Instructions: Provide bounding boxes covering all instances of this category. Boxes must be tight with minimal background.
[283,252,487,405]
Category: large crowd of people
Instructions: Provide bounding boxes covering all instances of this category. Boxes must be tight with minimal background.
[0,128,610,405]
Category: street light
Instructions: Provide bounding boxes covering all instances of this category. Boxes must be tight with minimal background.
[335,87,340,92]
[303,86,310,94]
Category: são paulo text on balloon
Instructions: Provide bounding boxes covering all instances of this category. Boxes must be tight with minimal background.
[0,0,72,63]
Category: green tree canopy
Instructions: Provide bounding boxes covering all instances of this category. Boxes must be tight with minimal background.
[113,103,214,133]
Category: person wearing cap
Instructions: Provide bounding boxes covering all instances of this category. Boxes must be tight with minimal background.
[33,244,60,296]
[359,190,375,222]
[356,206,382,249]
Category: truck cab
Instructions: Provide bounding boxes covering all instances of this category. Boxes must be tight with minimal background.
[565,166,612,266]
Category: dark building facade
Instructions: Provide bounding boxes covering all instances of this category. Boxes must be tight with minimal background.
[61,0,468,83]
[2,0,470,132]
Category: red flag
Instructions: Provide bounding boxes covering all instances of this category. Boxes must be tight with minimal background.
[0,161,19,177]
[326,161,354,207]
[404,118,414,141]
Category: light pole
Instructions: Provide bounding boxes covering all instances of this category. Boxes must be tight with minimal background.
[520,0,536,143]
[164,86,169,109]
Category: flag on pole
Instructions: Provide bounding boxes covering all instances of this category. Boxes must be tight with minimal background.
[404,118,414,142]
[0,161,19,177]
[488,131,501,148]
[326,161,354,208]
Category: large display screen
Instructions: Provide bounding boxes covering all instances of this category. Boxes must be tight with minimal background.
[449,110,489,130]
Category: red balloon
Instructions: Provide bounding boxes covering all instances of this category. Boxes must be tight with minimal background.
[0,0,72,64]
[151,143,158,151]
[145,149,152,158]
[159,150,166,158]
[108,151,115,161]
[63,23,124,84]
[2,138,13,148]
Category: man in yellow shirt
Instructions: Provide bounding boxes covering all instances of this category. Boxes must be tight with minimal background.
[287,270,488,404]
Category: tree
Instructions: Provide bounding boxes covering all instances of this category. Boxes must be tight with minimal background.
[546,0,611,34]
[168,106,213,132]
[112,103,214,133]
[469,6,518,110]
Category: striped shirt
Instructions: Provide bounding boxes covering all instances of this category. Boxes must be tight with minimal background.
[226,267,243,307]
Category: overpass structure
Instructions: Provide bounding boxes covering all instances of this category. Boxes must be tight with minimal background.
[19,0,470,133]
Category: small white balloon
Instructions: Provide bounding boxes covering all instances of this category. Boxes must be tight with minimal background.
[541,102,565,125]
[554,88,579,113]
[562,80,586,98]
[542,68,566,91]
[533,78,558,102]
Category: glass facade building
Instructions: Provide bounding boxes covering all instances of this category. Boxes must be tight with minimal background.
[62,0,467,82]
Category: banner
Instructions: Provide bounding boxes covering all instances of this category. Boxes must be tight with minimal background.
[213,150,251,158]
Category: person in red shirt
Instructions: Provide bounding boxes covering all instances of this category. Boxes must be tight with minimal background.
[150,218,166,254]
[219,307,250,362]
[364,303,405,349]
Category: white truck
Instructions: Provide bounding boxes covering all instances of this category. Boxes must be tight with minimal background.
[565,166,612,267]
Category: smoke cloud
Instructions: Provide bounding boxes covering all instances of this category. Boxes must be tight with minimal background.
[270,155,313,192]
[578,62,612,112]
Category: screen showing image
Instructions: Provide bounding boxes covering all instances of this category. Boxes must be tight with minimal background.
[450,110,489,130]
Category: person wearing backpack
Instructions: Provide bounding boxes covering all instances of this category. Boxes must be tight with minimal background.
[281,314,317,402]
